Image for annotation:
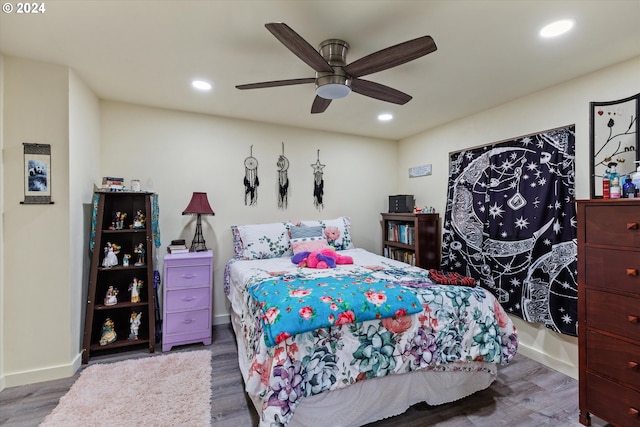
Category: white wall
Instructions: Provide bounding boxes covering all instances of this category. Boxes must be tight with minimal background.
[68,70,101,366]
[100,101,399,321]
[0,54,5,391]
[398,55,640,378]
[1,56,72,387]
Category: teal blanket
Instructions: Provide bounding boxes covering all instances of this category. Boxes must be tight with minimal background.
[249,274,422,347]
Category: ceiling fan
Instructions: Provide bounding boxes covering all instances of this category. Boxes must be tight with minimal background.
[236,23,437,113]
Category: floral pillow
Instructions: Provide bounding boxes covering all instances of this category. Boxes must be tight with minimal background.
[233,222,292,260]
[299,216,354,250]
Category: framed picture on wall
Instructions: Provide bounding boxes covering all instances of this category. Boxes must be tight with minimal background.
[589,93,640,198]
[21,142,54,204]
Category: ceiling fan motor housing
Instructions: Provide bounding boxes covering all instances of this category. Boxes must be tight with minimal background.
[316,39,351,99]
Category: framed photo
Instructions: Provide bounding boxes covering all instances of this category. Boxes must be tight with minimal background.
[22,143,54,204]
[590,93,639,198]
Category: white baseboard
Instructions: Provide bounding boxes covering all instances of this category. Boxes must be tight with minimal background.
[2,352,82,388]
[516,342,578,380]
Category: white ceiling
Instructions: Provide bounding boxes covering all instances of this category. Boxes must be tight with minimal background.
[1,1,639,140]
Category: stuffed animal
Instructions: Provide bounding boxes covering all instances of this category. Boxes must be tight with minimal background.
[292,247,353,269]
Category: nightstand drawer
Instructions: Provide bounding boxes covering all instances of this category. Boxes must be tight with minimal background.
[586,330,640,389]
[586,289,640,341]
[585,246,640,294]
[165,265,211,289]
[165,287,210,311]
[164,308,211,335]
[584,204,640,248]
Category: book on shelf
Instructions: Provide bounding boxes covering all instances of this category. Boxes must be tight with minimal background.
[167,244,189,254]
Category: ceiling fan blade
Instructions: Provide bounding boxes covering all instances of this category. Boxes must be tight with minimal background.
[265,23,334,73]
[343,35,437,78]
[236,77,315,90]
[351,78,412,105]
[311,96,332,114]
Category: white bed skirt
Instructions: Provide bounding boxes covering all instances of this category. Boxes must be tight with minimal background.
[230,310,497,427]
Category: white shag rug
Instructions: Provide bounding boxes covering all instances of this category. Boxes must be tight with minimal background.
[40,350,212,427]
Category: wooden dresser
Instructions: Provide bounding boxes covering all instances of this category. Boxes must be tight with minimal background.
[162,250,213,352]
[576,199,640,426]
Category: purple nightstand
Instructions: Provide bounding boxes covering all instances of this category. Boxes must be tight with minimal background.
[162,250,213,352]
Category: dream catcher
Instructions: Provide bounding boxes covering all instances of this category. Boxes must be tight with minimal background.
[244,145,259,206]
[311,149,325,210]
[277,142,290,209]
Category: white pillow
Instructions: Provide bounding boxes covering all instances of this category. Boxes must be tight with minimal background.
[299,216,354,250]
[235,222,292,260]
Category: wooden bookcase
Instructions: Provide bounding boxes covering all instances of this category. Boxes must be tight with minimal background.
[82,191,156,363]
[381,212,441,269]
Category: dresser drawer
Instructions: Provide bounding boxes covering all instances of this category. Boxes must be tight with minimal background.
[164,308,211,335]
[585,246,640,294]
[586,330,640,389]
[584,204,640,248]
[165,287,211,312]
[586,289,640,340]
[585,373,640,426]
[165,264,211,289]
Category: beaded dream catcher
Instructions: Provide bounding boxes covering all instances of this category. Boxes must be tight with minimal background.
[244,145,259,205]
[311,149,325,210]
[277,142,290,209]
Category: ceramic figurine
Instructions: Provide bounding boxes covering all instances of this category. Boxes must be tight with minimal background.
[102,242,119,267]
[129,311,142,340]
[104,285,119,306]
[132,210,146,229]
[129,277,143,303]
[134,243,145,266]
[99,318,117,346]
[123,254,131,267]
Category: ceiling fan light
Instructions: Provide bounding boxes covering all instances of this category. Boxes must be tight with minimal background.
[316,83,351,99]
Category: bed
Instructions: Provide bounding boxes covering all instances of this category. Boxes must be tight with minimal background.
[224,217,518,427]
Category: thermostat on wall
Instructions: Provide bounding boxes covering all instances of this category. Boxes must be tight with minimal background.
[409,164,432,178]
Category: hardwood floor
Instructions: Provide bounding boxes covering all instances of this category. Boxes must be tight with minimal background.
[1,324,613,427]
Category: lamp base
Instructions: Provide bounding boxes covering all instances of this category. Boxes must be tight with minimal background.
[190,215,208,252]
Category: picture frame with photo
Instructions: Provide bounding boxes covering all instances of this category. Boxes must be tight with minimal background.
[589,93,640,198]
[22,142,54,204]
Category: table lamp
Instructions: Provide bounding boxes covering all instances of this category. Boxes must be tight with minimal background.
[182,192,215,252]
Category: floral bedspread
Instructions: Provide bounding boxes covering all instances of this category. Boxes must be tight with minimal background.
[250,274,422,347]
[225,248,518,427]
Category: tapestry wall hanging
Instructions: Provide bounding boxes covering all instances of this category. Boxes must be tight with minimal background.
[441,125,577,336]
[311,149,325,210]
[589,92,639,198]
[277,143,289,209]
[243,145,259,206]
[22,142,54,205]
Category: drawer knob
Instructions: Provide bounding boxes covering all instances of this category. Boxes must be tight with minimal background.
[182,296,195,302]
[182,274,196,279]
[629,315,639,324]
[628,222,639,230]
[629,361,639,370]
[629,407,639,417]
[627,269,639,276]
[182,318,194,324]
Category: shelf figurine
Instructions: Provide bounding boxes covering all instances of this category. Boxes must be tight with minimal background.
[104,285,119,306]
[134,242,145,266]
[132,210,146,229]
[129,311,142,340]
[110,211,127,230]
[123,253,131,267]
[102,242,120,267]
[99,318,117,346]
[129,277,143,303]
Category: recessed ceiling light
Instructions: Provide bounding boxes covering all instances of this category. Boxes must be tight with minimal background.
[192,80,212,91]
[539,19,574,38]
[378,113,393,122]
